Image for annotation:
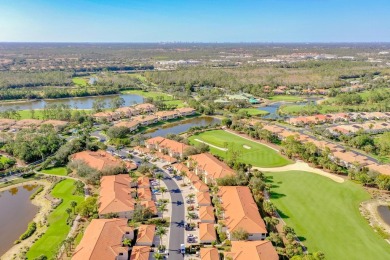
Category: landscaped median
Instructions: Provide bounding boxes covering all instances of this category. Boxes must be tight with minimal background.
[26,179,84,259]
[188,130,291,167]
[265,170,390,260]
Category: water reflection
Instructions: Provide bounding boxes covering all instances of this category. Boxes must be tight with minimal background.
[0,94,144,111]
[147,117,221,137]
[0,185,39,255]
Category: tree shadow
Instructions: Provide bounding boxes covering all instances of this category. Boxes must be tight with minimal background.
[269,191,286,199]
[297,236,306,242]
[276,209,289,219]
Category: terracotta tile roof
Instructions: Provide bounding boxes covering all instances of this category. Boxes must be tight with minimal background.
[189,153,236,180]
[43,120,69,128]
[193,180,209,192]
[114,120,140,129]
[140,200,157,215]
[134,103,156,111]
[137,176,150,188]
[73,219,133,260]
[225,241,278,260]
[99,175,135,215]
[71,150,127,171]
[218,186,267,234]
[176,107,196,114]
[132,114,158,123]
[366,164,390,176]
[332,151,358,164]
[137,188,152,201]
[200,248,219,260]
[199,206,215,222]
[173,163,192,175]
[199,223,217,242]
[130,246,151,260]
[197,192,212,205]
[155,110,180,118]
[146,136,190,155]
[136,225,156,245]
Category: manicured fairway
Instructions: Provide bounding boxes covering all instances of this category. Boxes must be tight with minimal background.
[188,130,291,167]
[42,167,68,176]
[266,170,390,260]
[26,179,84,259]
[238,108,269,116]
[121,89,185,107]
[268,95,304,102]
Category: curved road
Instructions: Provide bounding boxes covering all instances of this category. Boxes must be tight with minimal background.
[109,146,185,259]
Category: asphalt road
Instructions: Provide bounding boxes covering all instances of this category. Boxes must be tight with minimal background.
[108,145,185,259]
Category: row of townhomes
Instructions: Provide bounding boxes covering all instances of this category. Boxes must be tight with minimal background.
[287,112,390,126]
[93,102,196,128]
[327,121,390,136]
[139,136,278,260]
[262,124,390,175]
[0,118,68,131]
[70,136,279,260]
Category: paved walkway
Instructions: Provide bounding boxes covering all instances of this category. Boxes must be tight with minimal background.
[254,161,345,183]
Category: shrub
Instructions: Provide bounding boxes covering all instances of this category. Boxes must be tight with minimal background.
[19,221,37,240]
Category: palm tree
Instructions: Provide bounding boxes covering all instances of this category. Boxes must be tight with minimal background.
[186,212,196,224]
[156,226,167,247]
[158,203,167,217]
[179,170,186,185]
[186,193,195,204]
[66,208,72,218]
[156,173,164,186]
[70,201,77,214]
[122,238,131,247]
[154,252,164,260]
[160,186,168,199]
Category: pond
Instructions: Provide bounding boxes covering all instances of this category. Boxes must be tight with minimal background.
[0,185,39,256]
[0,94,144,111]
[146,116,221,137]
[377,205,390,227]
[258,99,318,119]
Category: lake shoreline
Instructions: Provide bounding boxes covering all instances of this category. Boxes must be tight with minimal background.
[1,180,52,260]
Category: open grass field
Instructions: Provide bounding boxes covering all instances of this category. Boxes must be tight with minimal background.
[265,170,390,260]
[238,108,270,116]
[72,77,88,87]
[26,179,84,259]
[188,130,291,167]
[268,95,305,102]
[42,167,68,176]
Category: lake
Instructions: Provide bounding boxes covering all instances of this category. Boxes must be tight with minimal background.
[0,185,39,256]
[377,205,390,227]
[0,94,144,111]
[146,116,221,137]
[258,99,318,119]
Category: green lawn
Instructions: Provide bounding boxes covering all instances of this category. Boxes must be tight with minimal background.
[268,95,305,102]
[265,170,390,260]
[42,167,68,176]
[121,89,185,107]
[188,130,291,167]
[26,179,84,259]
[238,108,270,116]
[0,109,92,120]
[72,77,88,87]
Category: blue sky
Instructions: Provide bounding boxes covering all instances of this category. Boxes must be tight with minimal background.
[0,0,389,42]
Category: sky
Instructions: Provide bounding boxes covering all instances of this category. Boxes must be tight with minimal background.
[0,0,389,42]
